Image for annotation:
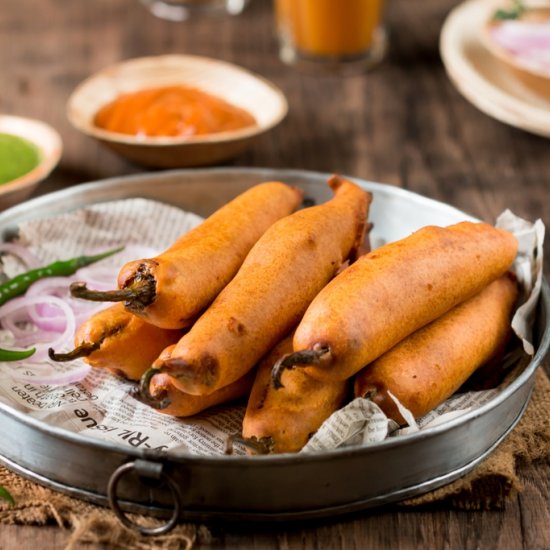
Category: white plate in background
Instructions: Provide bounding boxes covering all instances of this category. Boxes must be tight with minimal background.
[440,0,550,138]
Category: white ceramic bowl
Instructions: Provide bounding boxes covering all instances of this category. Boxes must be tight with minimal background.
[66,55,289,168]
[0,115,62,210]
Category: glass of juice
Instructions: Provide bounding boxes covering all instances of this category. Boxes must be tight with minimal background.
[140,0,250,22]
[274,0,387,73]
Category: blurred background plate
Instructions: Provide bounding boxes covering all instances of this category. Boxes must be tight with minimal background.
[440,0,550,138]
[481,6,550,99]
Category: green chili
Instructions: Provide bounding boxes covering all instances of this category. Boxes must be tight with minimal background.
[0,484,15,506]
[0,246,124,306]
[0,346,36,361]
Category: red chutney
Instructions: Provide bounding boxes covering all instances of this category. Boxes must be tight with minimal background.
[93,85,257,138]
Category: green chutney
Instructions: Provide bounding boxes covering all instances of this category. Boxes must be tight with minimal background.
[0,133,41,185]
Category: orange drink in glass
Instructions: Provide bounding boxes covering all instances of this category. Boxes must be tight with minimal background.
[274,0,387,73]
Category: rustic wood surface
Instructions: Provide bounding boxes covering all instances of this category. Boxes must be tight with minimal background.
[1,0,549,547]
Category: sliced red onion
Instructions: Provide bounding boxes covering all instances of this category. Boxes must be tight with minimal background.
[24,277,75,330]
[1,308,30,336]
[25,276,77,297]
[49,300,107,330]
[25,277,73,332]
[10,331,61,348]
[492,22,550,49]
[24,275,109,332]
[491,22,550,74]
[0,295,76,362]
[0,243,42,269]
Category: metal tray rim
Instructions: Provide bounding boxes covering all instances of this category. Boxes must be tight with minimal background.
[0,391,530,521]
[2,166,480,225]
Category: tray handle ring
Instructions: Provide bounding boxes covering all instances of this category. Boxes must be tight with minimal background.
[108,459,181,536]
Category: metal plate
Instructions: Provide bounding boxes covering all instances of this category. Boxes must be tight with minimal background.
[0,168,548,523]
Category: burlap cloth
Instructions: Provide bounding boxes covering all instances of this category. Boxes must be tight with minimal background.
[0,368,548,549]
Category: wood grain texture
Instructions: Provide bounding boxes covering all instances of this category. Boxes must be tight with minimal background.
[0,0,549,547]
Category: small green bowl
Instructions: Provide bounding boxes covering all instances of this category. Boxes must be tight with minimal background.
[0,115,62,210]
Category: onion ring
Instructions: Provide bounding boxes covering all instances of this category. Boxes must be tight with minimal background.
[0,295,76,362]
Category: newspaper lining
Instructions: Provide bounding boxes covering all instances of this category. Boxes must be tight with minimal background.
[0,200,544,456]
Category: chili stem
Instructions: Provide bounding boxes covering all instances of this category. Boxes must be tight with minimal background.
[69,279,153,306]
[271,347,330,389]
[48,342,101,362]
[134,367,171,409]
[225,434,273,455]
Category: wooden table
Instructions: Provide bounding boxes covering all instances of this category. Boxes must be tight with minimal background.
[1,0,549,547]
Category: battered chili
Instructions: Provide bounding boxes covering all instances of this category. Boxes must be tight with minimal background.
[94,85,257,138]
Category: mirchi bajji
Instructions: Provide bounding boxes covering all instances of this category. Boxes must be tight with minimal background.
[49,303,183,381]
[272,221,518,386]
[142,175,372,398]
[137,344,255,416]
[235,333,349,454]
[70,182,303,329]
[353,273,519,424]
